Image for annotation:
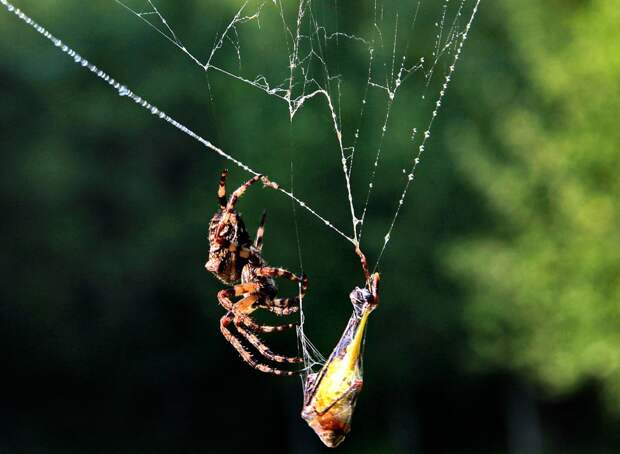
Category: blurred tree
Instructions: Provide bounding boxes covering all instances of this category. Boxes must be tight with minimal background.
[446,0,620,406]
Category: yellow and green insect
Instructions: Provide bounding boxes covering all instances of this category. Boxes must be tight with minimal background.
[302,250,380,448]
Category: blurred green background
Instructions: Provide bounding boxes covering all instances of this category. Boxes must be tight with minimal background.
[1,1,619,453]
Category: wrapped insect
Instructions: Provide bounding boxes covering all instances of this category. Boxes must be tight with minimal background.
[301,250,380,448]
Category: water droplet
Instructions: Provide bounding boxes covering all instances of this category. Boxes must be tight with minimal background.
[118,85,130,97]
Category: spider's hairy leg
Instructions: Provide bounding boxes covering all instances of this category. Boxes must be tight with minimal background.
[225,174,262,212]
[231,294,301,362]
[234,320,302,364]
[218,169,228,209]
[268,299,300,316]
[240,313,297,332]
[258,267,310,298]
[213,235,254,260]
[234,282,260,295]
[233,294,297,332]
[216,283,260,311]
[217,289,234,311]
[255,210,267,252]
[220,312,297,376]
[226,294,301,369]
[219,289,297,332]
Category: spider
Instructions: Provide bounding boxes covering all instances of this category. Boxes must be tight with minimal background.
[205,169,309,376]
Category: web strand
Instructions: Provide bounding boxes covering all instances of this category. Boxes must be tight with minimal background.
[373,0,481,272]
[115,0,362,243]
[3,0,482,382]
[0,0,354,246]
[109,1,480,263]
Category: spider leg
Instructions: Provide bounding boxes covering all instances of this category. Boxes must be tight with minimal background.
[242,267,307,327]
[272,296,301,310]
[261,296,301,316]
[234,318,302,364]
[225,175,262,212]
[254,210,267,252]
[239,314,297,333]
[219,289,297,333]
[267,301,300,316]
[213,235,254,261]
[214,174,264,246]
[225,293,301,369]
[257,267,309,298]
[217,283,260,311]
[217,169,228,209]
[220,312,296,376]
[231,293,297,333]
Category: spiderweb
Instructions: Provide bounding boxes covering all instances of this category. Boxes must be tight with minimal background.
[1,0,480,382]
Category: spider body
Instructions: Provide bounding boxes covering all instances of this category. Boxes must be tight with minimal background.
[241,254,278,300]
[205,207,252,284]
[205,170,308,376]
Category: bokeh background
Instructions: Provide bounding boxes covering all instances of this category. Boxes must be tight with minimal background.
[2,1,619,453]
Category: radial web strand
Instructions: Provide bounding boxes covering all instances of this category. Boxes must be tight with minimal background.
[1,0,481,377]
[0,0,353,245]
[110,0,480,263]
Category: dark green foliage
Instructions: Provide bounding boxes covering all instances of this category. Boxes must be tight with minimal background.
[1,1,618,452]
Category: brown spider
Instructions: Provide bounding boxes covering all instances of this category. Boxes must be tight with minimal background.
[205,169,309,376]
